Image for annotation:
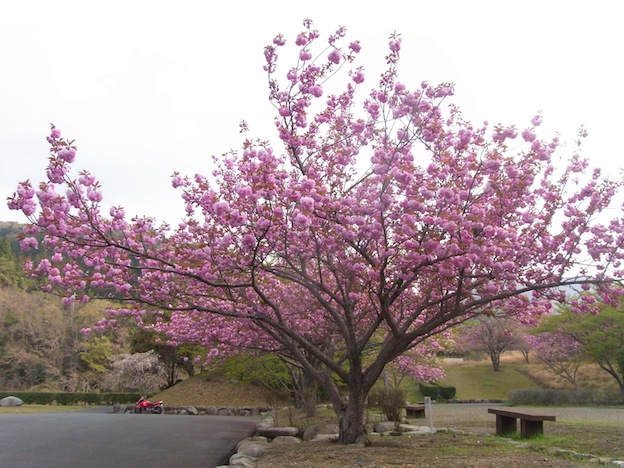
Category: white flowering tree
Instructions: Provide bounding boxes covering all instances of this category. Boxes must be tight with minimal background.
[104,350,167,395]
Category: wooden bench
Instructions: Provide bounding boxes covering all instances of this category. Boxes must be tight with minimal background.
[488,408,556,438]
[404,404,425,418]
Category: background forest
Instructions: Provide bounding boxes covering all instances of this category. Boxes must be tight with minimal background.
[0,221,200,393]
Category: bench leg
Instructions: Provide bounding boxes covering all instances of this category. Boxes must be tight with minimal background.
[496,415,517,436]
[520,420,543,438]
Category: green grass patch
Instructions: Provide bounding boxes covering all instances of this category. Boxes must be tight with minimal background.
[437,444,472,457]
[400,381,423,403]
[439,365,539,400]
[499,423,624,459]
[0,404,85,415]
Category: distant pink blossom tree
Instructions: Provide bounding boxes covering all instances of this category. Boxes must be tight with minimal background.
[456,317,527,371]
[526,332,583,387]
[9,20,624,443]
[384,337,448,387]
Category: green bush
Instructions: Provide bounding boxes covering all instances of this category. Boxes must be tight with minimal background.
[418,383,439,399]
[508,388,596,406]
[438,385,456,400]
[0,392,140,405]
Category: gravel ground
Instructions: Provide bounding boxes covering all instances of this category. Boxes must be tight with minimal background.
[429,403,624,431]
[255,403,624,467]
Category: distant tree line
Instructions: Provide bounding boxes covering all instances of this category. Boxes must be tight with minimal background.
[0,224,199,392]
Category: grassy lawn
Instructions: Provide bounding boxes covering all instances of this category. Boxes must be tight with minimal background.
[0,404,86,414]
[394,355,541,402]
[439,364,539,400]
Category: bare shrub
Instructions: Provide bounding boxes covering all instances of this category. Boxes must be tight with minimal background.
[368,387,406,424]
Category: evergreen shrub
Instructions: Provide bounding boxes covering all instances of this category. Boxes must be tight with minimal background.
[508,388,595,406]
[418,383,439,399]
[0,392,140,405]
[438,385,456,400]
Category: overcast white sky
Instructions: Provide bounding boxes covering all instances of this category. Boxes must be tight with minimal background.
[1,1,622,225]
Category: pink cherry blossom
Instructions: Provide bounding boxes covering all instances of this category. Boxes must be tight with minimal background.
[299,196,315,211]
[328,49,341,64]
[20,237,38,251]
[351,70,365,84]
[293,212,312,228]
[349,41,361,53]
[521,128,536,142]
[389,37,402,52]
[57,148,76,163]
[308,85,323,97]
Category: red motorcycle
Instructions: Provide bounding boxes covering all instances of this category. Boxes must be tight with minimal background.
[134,396,163,414]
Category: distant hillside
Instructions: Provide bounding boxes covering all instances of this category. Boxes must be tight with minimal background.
[0,222,29,265]
[0,221,24,238]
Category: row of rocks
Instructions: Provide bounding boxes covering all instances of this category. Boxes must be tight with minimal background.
[163,405,269,417]
[446,399,505,404]
[219,415,436,468]
[223,435,300,468]
[502,436,624,467]
[114,404,270,417]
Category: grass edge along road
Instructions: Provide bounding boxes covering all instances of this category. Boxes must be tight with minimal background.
[0,404,85,414]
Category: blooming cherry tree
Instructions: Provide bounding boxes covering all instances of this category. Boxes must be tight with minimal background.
[384,338,448,387]
[536,302,624,394]
[9,20,624,443]
[526,332,583,387]
[456,316,528,371]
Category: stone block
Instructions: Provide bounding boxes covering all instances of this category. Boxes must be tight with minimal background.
[0,396,24,407]
[256,426,299,438]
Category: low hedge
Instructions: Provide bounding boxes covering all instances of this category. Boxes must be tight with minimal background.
[438,385,456,400]
[418,383,439,399]
[416,383,456,401]
[0,392,141,405]
[508,388,596,406]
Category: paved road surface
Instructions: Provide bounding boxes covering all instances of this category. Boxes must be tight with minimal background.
[0,407,258,467]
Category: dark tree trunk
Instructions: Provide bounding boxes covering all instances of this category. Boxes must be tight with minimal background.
[491,353,501,372]
[168,354,176,388]
[338,386,368,444]
[302,378,318,417]
[180,359,195,377]
[596,358,624,394]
